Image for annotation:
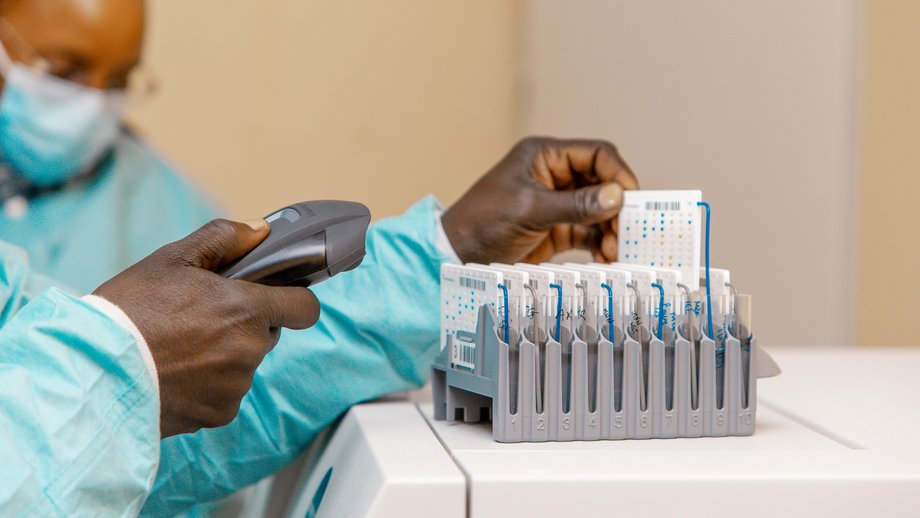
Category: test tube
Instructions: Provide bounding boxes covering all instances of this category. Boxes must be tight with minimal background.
[736,294,753,407]
[523,284,546,414]
[626,282,650,411]
[504,291,521,416]
[584,293,604,413]
[725,282,739,338]
[556,291,575,415]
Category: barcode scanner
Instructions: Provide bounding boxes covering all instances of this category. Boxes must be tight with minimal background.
[218,200,371,287]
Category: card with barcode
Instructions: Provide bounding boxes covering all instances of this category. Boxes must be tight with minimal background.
[440,265,503,364]
[470,264,529,334]
[617,190,702,290]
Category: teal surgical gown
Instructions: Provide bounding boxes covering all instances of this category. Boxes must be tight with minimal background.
[0,132,218,293]
[0,242,160,516]
[0,132,451,515]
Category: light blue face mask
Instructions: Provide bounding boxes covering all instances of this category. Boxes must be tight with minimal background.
[0,38,126,187]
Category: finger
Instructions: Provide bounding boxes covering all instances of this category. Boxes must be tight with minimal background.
[531,182,624,228]
[530,138,635,190]
[246,284,321,331]
[600,231,618,261]
[522,237,557,263]
[171,218,270,270]
[544,224,604,257]
[614,167,640,191]
[568,224,603,254]
[550,225,574,252]
[268,327,282,350]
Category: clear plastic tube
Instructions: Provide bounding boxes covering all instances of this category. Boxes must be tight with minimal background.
[736,294,753,408]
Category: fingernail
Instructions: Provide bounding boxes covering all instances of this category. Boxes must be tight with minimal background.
[243,218,268,231]
[597,183,624,211]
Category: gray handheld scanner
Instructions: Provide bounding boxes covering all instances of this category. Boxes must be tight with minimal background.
[218,200,370,287]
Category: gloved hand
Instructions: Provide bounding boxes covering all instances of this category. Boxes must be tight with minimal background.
[442,137,639,264]
[93,219,320,437]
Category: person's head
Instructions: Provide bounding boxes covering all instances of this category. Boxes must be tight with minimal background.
[0,0,145,90]
[0,0,145,188]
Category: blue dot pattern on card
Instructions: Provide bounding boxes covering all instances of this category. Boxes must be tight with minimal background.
[616,190,703,290]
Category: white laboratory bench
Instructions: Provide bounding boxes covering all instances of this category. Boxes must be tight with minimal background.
[253,348,920,518]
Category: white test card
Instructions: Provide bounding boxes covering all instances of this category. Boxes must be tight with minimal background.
[652,267,682,333]
[563,263,608,330]
[618,190,702,290]
[609,263,656,330]
[514,264,580,337]
[471,264,529,334]
[507,264,555,331]
[699,267,731,298]
[537,264,582,333]
[653,267,682,300]
[699,266,732,331]
[584,264,634,333]
[586,263,634,308]
[440,264,503,356]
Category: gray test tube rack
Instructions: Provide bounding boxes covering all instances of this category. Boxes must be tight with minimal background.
[432,303,768,442]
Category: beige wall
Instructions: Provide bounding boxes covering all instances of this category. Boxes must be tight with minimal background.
[519,0,861,347]
[856,1,920,346]
[128,1,916,347]
[127,1,519,220]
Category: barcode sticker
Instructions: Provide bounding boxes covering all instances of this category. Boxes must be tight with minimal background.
[440,264,502,355]
[460,276,487,291]
[645,201,681,211]
[451,341,476,370]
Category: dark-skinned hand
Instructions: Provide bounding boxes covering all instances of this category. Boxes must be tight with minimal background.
[442,137,639,264]
[93,219,320,438]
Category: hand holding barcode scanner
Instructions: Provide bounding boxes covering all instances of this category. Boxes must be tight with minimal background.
[442,137,639,264]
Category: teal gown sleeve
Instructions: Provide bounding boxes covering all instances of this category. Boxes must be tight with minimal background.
[0,244,160,516]
[0,241,69,324]
[143,196,453,515]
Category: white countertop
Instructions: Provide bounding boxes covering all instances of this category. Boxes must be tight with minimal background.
[418,347,920,517]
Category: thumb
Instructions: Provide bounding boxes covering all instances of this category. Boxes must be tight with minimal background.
[171,218,270,270]
[531,182,624,228]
